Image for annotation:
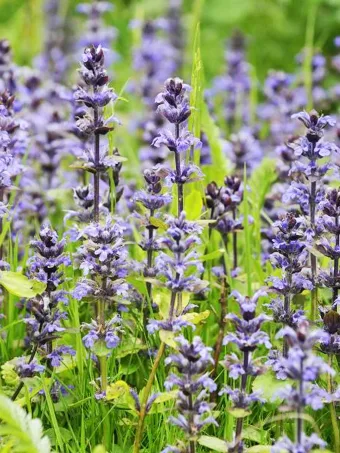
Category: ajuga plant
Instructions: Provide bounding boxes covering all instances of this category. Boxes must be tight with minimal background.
[220,290,271,452]
[134,168,172,306]
[283,110,338,319]
[208,31,251,132]
[0,90,27,261]
[224,129,263,177]
[11,224,72,401]
[153,77,202,215]
[0,39,16,94]
[206,176,243,275]
[133,77,205,453]
[77,1,118,67]
[272,321,334,452]
[161,336,217,453]
[147,212,207,334]
[74,44,121,222]
[36,0,71,84]
[72,45,126,396]
[317,187,340,303]
[74,218,128,397]
[268,212,310,356]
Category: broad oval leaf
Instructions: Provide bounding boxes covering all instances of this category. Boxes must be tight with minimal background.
[0,272,46,298]
[198,435,229,452]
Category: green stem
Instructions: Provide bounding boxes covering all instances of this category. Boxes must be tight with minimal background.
[133,342,166,453]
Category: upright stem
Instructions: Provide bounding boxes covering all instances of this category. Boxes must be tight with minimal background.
[310,179,317,321]
[235,350,249,443]
[328,355,340,453]
[146,209,155,303]
[175,124,183,215]
[133,342,166,453]
[98,278,107,392]
[0,188,4,260]
[188,391,196,453]
[333,215,339,303]
[283,261,292,358]
[211,279,227,402]
[93,105,100,223]
[296,358,304,446]
[232,208,238,270]
[11,321,43,401]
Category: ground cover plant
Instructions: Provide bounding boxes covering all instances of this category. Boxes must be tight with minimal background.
[0,0,340,452]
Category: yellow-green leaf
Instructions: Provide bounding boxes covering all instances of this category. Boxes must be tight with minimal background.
[0,272,46,298]
[106,380,130,401]
[159,330,177,348]
[186,190,203,220]
[198,436,229,452]
[149,217,168,230]
[227,407,251,418]
[246,446,271,453]
[181,310,210,325]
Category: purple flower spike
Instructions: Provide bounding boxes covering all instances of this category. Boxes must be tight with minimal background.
[161,336,217,452]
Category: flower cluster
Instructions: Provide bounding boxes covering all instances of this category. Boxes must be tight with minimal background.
[134,168,172,303]
[74,45,121,222]
[273,321,334,452]
[153,78,202,213]
[224,128,263,176]
[282,110,338,320]
[147,213,206,333]
[206,176,244,274]
[25,224,72,368]
[317,187,340,301]
[0,91,26,222]
[74,217,129,309]
[161,336,217,453]
[267,212,309,328]
[220,290,271,451]
[208,32,251,129]
[77,2,118,63]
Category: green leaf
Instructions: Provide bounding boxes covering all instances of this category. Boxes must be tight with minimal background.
[198,435,229,452]
[181,309,210,325]
[44,427,72,447]
[0,272,46,297]
[93,446,107,453]
[0,394,51,453]
[106,380,130,401]
[186,189,203,220]
[92,340,111,357]
[252,372,289,402]
[159,329,177,348]
[149,216,168,230]
[201,100,229,185]
[200,248,224,262]
[243,426,265,444]
[246,446,271,453]
[227,407,251,418]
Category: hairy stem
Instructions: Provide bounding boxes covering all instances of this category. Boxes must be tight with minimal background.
[188,392,196,453]
[328,355,340,453]
[11,335,40,401]
[232,208,238,270]
[310,179,317,321]
[211,278,228,402]
[283,261,292,358]
[146,209,155,304]
[175,123,183,215]
[133,341,166,453]
[296,358,304,446]
[333,215,339,303]
[93,105,100,223]
[235,350,249,444]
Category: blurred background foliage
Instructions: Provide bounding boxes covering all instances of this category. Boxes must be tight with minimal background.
[0,0,339,83]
